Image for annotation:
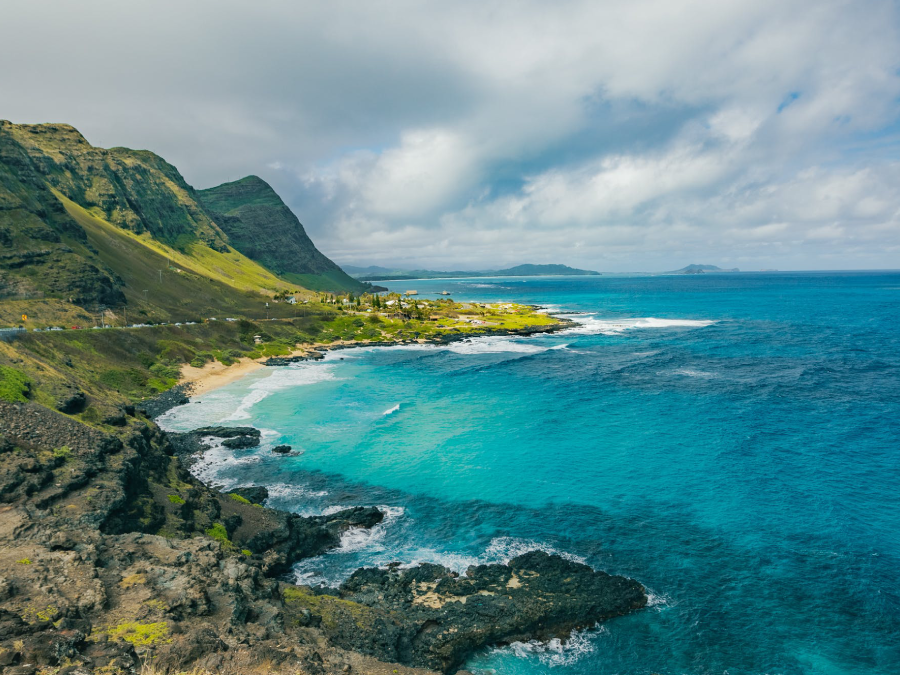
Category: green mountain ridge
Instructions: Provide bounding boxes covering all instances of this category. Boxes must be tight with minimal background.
[0,121,363,324]
[198,176,365,292]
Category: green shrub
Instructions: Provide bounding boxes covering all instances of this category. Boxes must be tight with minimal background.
[205,522,231,546]
[0,366,30,403]
[167,494,185,505]
[149,363,181,380]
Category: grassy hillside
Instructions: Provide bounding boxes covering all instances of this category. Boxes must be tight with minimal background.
[198,176,365,292]
[0,121,368,325]
[0,295,563,424]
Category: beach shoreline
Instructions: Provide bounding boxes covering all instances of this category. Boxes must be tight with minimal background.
[175,311,575,399]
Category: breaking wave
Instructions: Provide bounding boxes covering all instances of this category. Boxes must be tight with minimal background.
[225,363,338,421]
[562,315,715,335]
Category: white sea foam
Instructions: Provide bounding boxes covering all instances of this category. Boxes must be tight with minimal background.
[671,368,717,379]
[561,315,715,335]
[225,363,338,421]
[447,338,548,354]
[265,482,329,502]
[481,536,587,566]
[645,589,674,610]
[188,439,264,486]
[338,505,406,552]
[383,404,400,415]
[499,624,607,667]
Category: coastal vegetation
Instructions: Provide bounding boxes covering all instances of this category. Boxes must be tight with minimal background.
[0,119,635,675]
[0,293,562,422]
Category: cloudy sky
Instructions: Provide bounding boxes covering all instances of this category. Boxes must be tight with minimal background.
[3,0,900,271]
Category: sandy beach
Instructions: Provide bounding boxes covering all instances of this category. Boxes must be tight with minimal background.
[177,346,322,395]
[177,357,266,396]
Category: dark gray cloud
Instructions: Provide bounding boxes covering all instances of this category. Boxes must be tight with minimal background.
[3,0,899,270]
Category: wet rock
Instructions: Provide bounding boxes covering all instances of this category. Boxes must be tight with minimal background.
[272,444,292,454]
[301,550,647,673]
[138,384,191,418]
[193,426,261,440]
[222,434,260,449]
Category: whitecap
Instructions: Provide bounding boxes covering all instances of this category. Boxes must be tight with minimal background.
[671,368,717,379]
[561,315,715,335]
[447,338,548,355]
[383,404,400,415]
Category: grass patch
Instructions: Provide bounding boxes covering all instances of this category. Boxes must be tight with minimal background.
[107,621,170,646]
[228,493,251,504]
[0,365,30,403]
[167,494,185,505]
[283,585,391,632]
[205,522,232,547]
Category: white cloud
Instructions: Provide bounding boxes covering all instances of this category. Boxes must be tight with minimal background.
[2,0,900,269]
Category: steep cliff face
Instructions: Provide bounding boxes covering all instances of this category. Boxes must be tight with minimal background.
[1,121,228,248]
[199,176,365,292]
[0,121,360,322]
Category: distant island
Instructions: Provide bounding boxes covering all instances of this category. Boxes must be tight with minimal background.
[666,264,740,274]
[344,263,601,281]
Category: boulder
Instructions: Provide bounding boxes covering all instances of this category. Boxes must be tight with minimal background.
[56,390,86,414]
[222,435,260,449]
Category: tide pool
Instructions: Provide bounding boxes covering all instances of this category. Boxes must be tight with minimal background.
[159,272,900,675]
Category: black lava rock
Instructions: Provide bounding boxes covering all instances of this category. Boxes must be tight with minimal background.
[56,390,86,414]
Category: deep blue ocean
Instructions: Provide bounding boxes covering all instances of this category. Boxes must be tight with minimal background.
[159,272,900,675]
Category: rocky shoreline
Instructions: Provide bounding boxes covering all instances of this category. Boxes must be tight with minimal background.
[260,316,576,367]
[0,314,649,675]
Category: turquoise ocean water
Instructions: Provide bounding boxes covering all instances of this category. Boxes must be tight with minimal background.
[159,272,900,675]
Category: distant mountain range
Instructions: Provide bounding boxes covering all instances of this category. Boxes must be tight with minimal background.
[667,264,740,274]
[344,263,601,281]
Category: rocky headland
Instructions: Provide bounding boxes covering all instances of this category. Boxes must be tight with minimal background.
[0,397,647,675]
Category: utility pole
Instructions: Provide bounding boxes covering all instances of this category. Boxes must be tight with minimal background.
[159,269,163,284]
[143,289,149,302]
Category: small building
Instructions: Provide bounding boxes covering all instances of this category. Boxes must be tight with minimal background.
[286,296,297,305]
[253,335,263,345]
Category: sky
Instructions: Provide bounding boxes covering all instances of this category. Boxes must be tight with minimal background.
[2,0,900,272]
